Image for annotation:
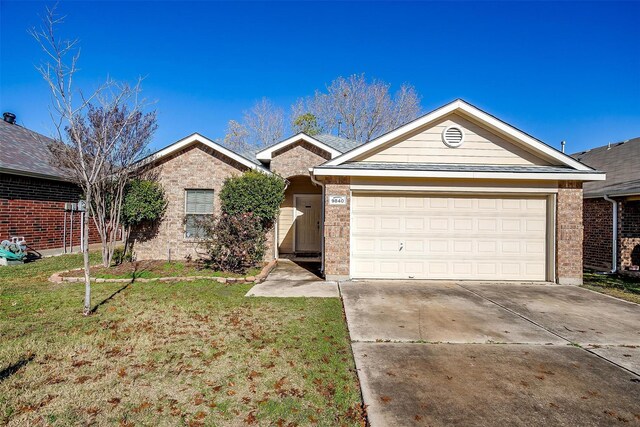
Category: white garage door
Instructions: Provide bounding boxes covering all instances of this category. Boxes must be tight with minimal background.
[351,194,548,281]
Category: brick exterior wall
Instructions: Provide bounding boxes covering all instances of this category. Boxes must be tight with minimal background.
[270,141,331,178]
[0,172,99,252]
[323,177,350,279]
[556,181,584,284]
[131,143,278,261]
[619,200,640,270]
[583,198,614,270]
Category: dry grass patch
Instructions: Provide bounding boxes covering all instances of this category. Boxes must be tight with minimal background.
[0,254,364,426]
[582,272,640,304]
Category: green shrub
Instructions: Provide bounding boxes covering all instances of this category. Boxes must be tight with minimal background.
[199,212,265,273]
[122,179,167,226]
[219,171,285,229]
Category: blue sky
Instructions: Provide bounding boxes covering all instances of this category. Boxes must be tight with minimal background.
[1,1,639,153]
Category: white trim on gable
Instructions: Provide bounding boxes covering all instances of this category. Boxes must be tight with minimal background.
[139,133,270,173]
[312,167,605,181]
[256,133,342,161]
[322,99,594,172]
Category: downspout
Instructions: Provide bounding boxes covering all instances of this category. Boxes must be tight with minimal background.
[603,195,618,273]
[309,168,325,276]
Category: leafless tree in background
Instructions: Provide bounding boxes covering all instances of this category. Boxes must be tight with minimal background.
[31,5,156,315]
[223,119,250,153]
[224,98,284,151]
[293,74,422,143]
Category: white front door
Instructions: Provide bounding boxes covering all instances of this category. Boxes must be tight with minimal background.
[295,195,322,253]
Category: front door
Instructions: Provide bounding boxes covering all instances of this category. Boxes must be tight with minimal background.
[294,194,322,253]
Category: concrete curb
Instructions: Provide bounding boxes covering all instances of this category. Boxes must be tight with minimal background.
[48,259,278,285]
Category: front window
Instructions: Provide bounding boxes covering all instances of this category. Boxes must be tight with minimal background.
[185,189,214,238]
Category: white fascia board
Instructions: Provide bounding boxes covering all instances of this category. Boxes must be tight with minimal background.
[323,99,593,172]
[323,101,459,166]
[255,133,342,161]
[140,133,270,173]
[312,167,606,181]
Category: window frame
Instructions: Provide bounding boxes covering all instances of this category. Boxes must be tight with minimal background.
[184,189,215,239]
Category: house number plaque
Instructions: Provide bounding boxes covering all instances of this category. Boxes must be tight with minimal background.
[329,195,347,205]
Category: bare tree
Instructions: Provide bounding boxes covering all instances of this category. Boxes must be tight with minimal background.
[223,98,284,151]
[223,119,250,153]
[293,74,422,143]
[31,6,156,315]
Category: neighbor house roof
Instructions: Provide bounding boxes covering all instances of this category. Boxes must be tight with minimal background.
[571,137,640,198]
[0,119,69,181]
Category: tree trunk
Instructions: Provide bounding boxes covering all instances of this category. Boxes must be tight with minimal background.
[82,192,92,316]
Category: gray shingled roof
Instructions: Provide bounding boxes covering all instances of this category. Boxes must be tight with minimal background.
[0,120,68,180]
[316,162,593,174]
[314,134,360,153]
[571,137,640,197]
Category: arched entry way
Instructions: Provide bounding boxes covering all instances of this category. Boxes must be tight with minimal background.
[277,175,322,260]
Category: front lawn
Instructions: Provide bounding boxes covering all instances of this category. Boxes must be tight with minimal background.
[59,260,263,280]
[582,272,640,304]
[0,254,364,426]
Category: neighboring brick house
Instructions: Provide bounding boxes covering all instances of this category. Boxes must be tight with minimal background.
[133,99,604,284]
[0,113,99,255]
[572,138,640,273]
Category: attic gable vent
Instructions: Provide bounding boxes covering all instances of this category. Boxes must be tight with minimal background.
[442,126,465,148]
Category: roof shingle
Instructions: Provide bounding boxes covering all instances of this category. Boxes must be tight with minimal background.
[0,120,68,180]
[571,137,640,197]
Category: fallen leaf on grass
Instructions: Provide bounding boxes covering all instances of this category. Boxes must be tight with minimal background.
[75,375,92,384]
[108,397,121,406]
[117,367,127,377]
[133,401,151,413]
[245,411,257,425]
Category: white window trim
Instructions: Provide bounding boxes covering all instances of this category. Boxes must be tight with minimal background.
[184,189,215,239]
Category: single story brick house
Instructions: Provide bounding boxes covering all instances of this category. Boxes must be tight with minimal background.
[572,137,640,273]
[133,99,604,284]
[0,113,99,255]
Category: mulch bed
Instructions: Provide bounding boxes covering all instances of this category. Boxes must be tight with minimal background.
[59,260,248,279]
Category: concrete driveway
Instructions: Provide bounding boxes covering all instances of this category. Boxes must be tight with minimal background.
[341,281,640,426]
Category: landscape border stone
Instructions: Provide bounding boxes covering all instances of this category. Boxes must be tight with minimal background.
[48,259,278,285]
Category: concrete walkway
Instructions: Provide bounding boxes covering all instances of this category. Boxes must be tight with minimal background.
[245,259,338,297]
[341,281,640,426]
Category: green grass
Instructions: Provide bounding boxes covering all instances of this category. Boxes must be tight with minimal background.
[0,254,364,426]
[582,272,640,304]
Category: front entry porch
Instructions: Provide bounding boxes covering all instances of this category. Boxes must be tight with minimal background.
[276,175,323,261]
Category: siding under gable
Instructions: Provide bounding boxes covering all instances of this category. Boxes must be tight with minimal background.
[358,113,553,166]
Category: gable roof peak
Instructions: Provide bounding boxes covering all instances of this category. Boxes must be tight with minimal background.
[322,99,593,172]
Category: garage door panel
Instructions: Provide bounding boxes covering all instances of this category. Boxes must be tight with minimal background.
[351,194,548,281]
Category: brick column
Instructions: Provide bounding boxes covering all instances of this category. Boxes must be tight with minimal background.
[619,200,640,270]
[323,177,350,280]
[556,181,583,284]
